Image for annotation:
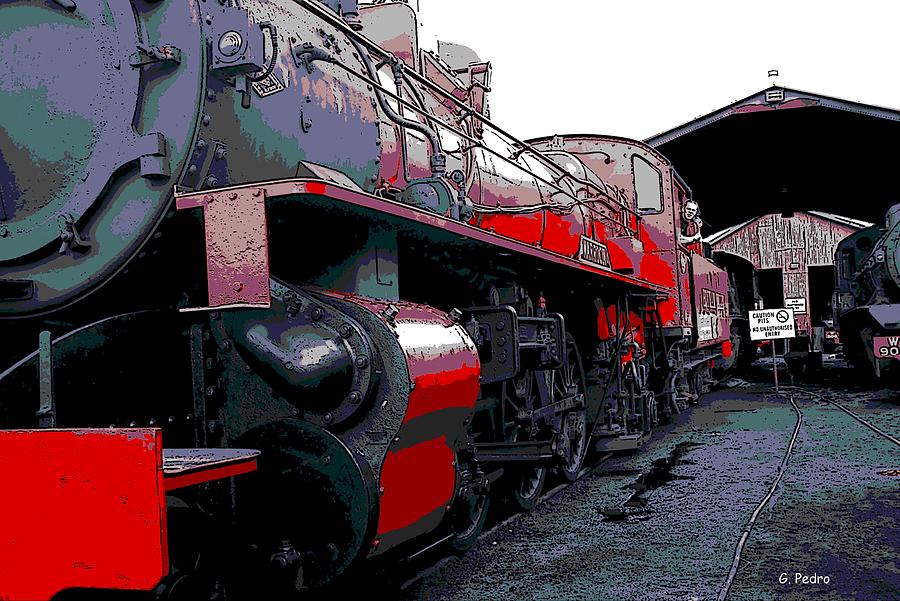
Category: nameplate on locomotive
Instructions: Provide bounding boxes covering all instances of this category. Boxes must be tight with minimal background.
[579,236,611,269]
[251,72,287,98]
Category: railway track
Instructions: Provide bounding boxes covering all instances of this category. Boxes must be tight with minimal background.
[717,384,899,601]
[395,452,615,593]
[717,393,803,601]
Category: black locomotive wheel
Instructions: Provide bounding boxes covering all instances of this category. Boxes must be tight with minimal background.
[557,337,589,482]
[511,461,548,510]
[559,409,588,482]
[502,372,549,510]
[449,492,490,553]
[690,365,709,400]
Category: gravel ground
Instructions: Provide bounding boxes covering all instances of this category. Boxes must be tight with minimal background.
[728,387,900,601]
[395,380,900,601]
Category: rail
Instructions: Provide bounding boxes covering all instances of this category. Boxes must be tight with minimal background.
[717,393,803,601]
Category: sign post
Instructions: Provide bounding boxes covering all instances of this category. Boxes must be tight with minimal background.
[772,341,779,392]
[749,308,797,392]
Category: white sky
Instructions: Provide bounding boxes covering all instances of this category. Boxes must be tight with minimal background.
[413,0,900,141]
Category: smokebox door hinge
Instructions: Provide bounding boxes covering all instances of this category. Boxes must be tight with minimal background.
[133,132,171,179]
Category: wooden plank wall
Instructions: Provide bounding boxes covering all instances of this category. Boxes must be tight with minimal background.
[712,212,859,333]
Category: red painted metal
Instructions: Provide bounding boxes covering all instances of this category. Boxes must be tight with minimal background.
[722,339,733,358]
[376,436,456,534]
[318,292,480,552]
[0,429,168,601]
[379,304,479,543]
[175,187,271,310]
[0,431,260,600]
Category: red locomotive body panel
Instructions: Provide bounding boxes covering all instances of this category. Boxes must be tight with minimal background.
[691,253,732,348]
[0,429,168,601]
[376,303,480,547]
[317,291,480,555]
[0,429,259,600]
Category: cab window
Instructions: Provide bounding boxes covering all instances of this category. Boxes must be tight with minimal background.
[632,155,663,213]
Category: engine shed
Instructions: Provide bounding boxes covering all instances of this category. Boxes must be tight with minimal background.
[706,211,870,334]
[646,86,900,230]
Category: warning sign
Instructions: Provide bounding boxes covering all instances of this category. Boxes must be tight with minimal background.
[784,297,807,313]
[874,336,900,360]
[749,308,796,341]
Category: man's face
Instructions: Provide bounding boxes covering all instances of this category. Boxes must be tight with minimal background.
[684,203,698,220]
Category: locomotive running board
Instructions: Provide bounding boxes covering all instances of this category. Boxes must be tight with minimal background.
[175,178,666,310]
[163,447,260,491]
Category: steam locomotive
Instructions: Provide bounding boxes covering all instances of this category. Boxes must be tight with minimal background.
[834,202,900,379]
[0,0,742,597]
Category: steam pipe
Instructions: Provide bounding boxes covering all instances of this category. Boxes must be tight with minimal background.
[348,37,446,176]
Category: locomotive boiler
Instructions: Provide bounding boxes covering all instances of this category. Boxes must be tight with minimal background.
[0,0,741,596]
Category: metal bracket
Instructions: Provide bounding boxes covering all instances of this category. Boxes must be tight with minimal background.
[460,306,520,384]
[36,331,56,428]
[130,43,182,68]
[133,132,170,179]
[57,213,90,254]
[516,393,584,423]
[292,40,335,74]
[175,187,271,309]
